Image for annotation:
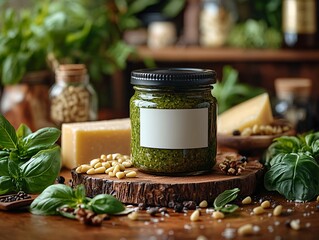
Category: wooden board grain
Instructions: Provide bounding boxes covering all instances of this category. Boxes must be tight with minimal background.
[71,152,264,207]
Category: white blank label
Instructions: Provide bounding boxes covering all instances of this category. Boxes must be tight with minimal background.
[140,108,208,149]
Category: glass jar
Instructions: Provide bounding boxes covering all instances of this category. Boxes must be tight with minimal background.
[49,64,98,127]
[199,0,236,47]
[0,70,53,131]
[274,78,313,133]
[130,68,217,176]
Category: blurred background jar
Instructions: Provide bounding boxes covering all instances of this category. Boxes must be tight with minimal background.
[49,64,98,127]
[274,78,314,133]
[199,0,237,47]
[147,21,177,49]
[282,0,318,48]
[0,71,53,131]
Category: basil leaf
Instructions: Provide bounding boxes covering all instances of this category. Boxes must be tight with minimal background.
[89,194,125,214]
[20,146,61,193]
[30,184,77,215]
[8,158,20,179]
[0,157,9,176]
[220,204,239,213]
[16,124,32,139]
[0,114,18,150]
[74,184,86,201]
[0,176,15,195]
[20,127,61,157]
[0,151,10,158]
[264,153,319,201]
[214,188,240,211]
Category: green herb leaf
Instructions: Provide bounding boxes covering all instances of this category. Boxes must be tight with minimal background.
[16,124,32,140]
[264,153,319,201]
[30,184,79,215]
[0,176,15,195]
[0,114,18,150]
[7,158,20,179]
[89,194,125,214]
[20,146,61,193]
[214,188,240,211]
[0,156,9,176]
[220,204,239,213]
[19,127,61,158]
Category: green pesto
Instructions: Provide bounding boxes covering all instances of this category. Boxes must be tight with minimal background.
[130,86,217,176]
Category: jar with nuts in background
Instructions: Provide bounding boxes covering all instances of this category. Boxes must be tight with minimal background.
[49,64,98,127]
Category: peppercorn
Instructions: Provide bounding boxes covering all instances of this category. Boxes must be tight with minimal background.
[183,201,197,210]
[56,176,66,184]
[174,203,184,213]
[232,130,241,136]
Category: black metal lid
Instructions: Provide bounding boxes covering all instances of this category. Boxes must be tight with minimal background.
[131,68,216,86]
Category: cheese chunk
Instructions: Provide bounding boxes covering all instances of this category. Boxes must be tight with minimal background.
[62,118,131,169]
[217,93,274,135]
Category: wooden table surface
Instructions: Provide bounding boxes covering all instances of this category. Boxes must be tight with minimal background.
[0,169,318,240]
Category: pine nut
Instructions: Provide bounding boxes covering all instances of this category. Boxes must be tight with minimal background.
[290,219,300,230]
[116,172,126,179]
[212,211,224,219]
[126,171,137,178]
[128,212,139,221]
[242,196,252,205]
[94,166,106,174]
[261,200,271,209]
[317,195,319,202]
[80,164,92,173]
[253,206,265,215]
[90,158,100,167]
[100,154,107,161]
[123,161,133,168]
[238,224,253,236]
[105,166,114,174]
[102,162,111,168]
[94,162,102,169]
[75,166,82,173]
[118,164,126,171]
[273,205,283,216]
[113,165,121,174]
[190,210,200,222]
[199,200,208,208]
[106,154,112,161]
[86,168,95,175]
[108,172,115,177]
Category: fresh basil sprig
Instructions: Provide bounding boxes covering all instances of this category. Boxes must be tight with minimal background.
[214,188,240,213]
[30,184,125,216]
[0,114,61,195]
[263,132,319,201]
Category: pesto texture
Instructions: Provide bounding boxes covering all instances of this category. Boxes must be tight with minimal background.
[130,87,217,175]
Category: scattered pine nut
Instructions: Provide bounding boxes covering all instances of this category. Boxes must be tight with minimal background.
[261,200,271,209]
[290,219,301,230]
[238,224,254,236]
[199,200,208,208]
[242,196,252,205]
[253,206,265,215]
[86,168,95,175]
[190,210,200,222]
[212,211,225,219]
[128,212,139,221]
[94,166,106,174]
[126,171,137,178]
[90,158,100,167]
[317,195,319,202]
[273,205,283,216]
[116,172,125,179]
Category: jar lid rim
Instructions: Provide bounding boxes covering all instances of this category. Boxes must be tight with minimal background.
[131,68,216,86]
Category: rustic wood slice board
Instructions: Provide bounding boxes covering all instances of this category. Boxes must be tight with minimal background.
[71,152,264,207]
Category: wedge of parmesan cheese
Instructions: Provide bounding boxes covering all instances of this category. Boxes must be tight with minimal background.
[217,93,274,135]
[61,118,131,169]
